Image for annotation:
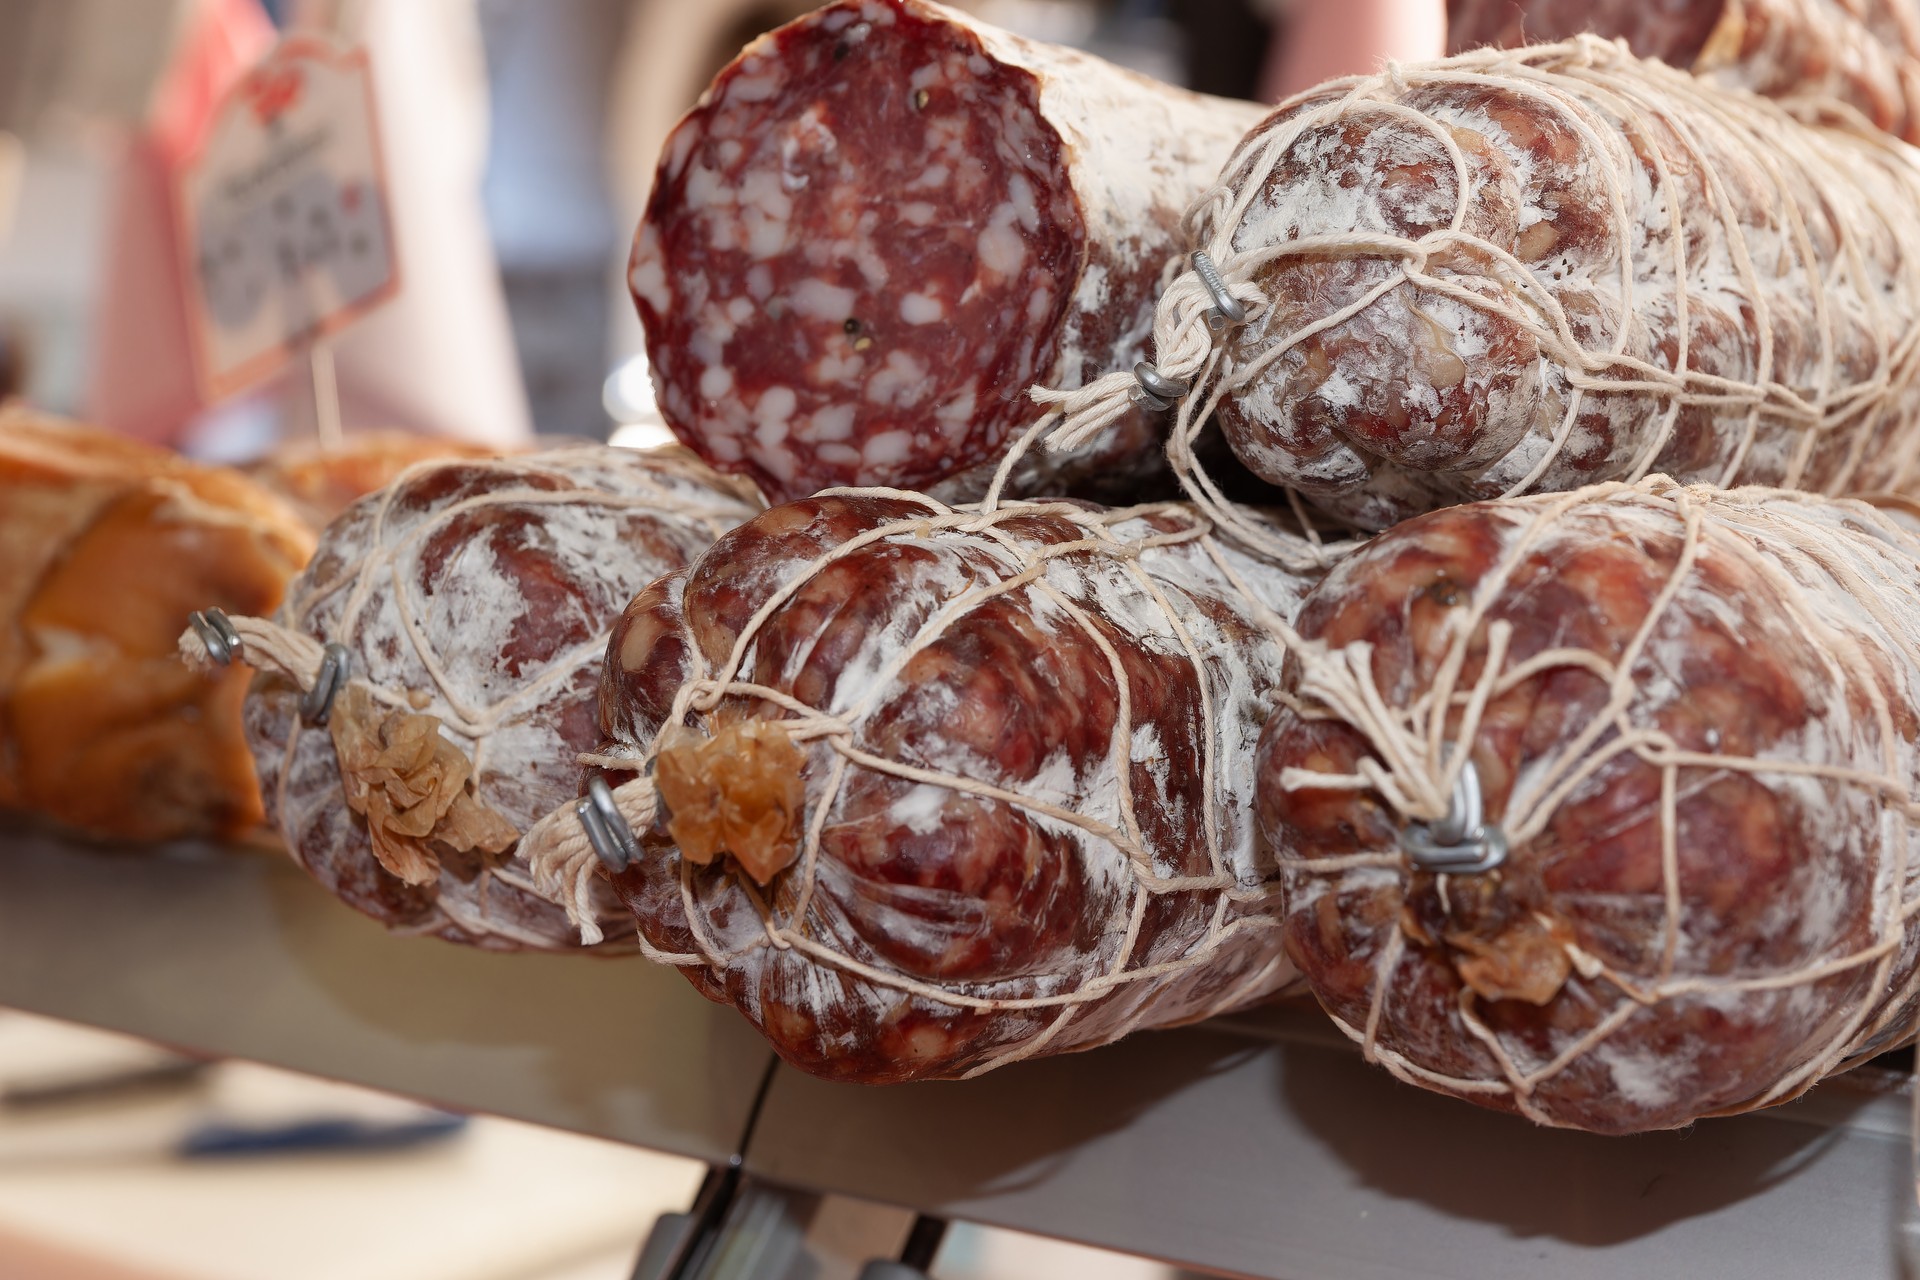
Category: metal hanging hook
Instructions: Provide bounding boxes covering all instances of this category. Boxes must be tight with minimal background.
[300,643,352,727]
[1401,756,1508,875]
[1191,250,1247,331]
[576,774,640,873]
[189,608,242,667]
[1131,361,1190,411]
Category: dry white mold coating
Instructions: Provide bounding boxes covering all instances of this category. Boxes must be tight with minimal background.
[529,492,1320,1080]
[1260,479,1920,1132]
[244,446,759,952]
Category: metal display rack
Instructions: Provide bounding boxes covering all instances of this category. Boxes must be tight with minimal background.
[1,826,1913,1279]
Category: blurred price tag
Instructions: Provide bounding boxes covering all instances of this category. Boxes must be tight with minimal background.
[177,37,398,399]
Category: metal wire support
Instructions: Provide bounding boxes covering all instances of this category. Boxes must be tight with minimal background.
[1401,757,1508,875]
[299,643,352,727]
[1191,250,1247,330]
[577,773,640,872]
[1131,360,1190,411]
[188,608,242,667]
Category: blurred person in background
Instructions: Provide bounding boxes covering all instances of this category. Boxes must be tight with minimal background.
[1262,0,1446,99]
[1,0,531,455]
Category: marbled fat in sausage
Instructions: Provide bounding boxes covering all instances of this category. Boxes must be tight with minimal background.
[631,0,1268,503]
[1203,41,1920,530]
[1447,0,1920,144]
[1259,480,1920,1132]
[597,494,1311,1081]
[246,447,758,951]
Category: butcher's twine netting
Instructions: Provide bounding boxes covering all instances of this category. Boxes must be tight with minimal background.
[178,446,756,948]
[525,490,1303,1075]
[1025,36,1920,543]
[1265,477,1920,1124]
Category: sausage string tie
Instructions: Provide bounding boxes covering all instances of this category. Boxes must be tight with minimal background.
[1266,478,1920,1125]
[1026,35,1920,553]
[181,606,348,725]
[177,447,759,950]
[523,493,1307,1074]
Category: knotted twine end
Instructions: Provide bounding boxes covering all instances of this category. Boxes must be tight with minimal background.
[654,720,808,884]
[328,682,519,885]
[1027,253,1261,459]
[525,720,808,947]
[177,607,517,890]
[526,771,663,946]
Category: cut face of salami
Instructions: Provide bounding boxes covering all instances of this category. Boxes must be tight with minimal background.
[1258,480,1920,1133]
[1447,0,1920,145]
[586,493,1313,1081]
[1150,40,1920,531]
[244,446,759,952]
[631,0,1267,503]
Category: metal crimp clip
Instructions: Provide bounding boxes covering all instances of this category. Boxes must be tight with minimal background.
[1401,756,1508,875]
[1191,250,1247,331]
[1131,361,1190,412]
[576,774,640,873]
[300,643,352,727]
[188,608,242,667]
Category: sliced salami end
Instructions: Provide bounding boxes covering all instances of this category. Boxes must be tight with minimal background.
[634,0,1080,501]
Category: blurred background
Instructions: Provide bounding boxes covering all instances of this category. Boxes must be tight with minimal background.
[0,1007,1227,1279]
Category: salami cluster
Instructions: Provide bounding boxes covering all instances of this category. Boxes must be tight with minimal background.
[529,493,1315,1080]
[630,0,1268,503]
[1048,39,1920,533]
[1447,0,1920,144]
[202,447,758,951]
[1259,479,1920,1132]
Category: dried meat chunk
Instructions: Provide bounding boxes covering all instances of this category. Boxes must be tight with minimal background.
[0,410,313,842]
[577,492,1317,1081]
[242,446,759,951]
[631,0,1268,504]
[1258,479,1920,1132]
[248,430,511,530]
[1104,40,1920,531]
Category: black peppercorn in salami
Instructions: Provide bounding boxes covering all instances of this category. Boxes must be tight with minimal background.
[221,447,759,952]
[630,0,1268,504]
[1447,0,1920,145]
[1258,479,1920,1133]
[533,493,1318,1081]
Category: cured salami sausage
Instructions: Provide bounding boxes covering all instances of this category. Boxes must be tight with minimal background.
[189,447,758,951]
[531,493,1314,1080]
[630,0,1268,504]
[1447,0,1920,144]
[1055,40,1920,533]
[1258,479,1920,1132]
